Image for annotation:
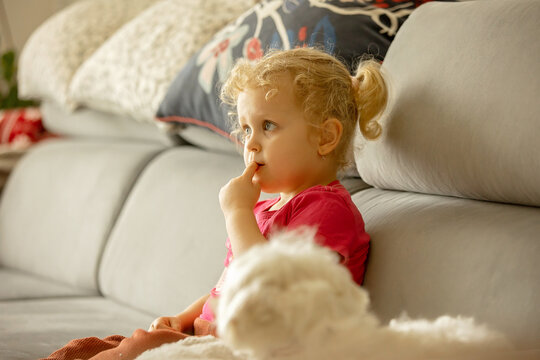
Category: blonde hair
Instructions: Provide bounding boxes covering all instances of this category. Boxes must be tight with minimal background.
[220,47,387,168]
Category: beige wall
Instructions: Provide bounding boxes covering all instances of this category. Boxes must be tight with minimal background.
[0,0,79,53]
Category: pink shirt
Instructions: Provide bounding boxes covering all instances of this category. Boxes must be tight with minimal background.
[200,180,370,322]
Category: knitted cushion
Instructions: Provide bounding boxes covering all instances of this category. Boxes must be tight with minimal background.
[69,0,259,123]
[18,0,157,109]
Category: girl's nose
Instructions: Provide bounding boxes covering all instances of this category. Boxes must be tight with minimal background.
[245,135,261,153]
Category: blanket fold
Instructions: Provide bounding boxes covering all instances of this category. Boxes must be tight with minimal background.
[41,317,215,360]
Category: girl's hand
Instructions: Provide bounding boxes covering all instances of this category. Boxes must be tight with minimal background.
[219,161,261,215]
[148,316,183,332]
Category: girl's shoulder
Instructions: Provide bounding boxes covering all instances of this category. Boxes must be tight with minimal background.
[296,180,350,202]
[287,181,365,231]
[289,180,357,214]
[254,180,353,215]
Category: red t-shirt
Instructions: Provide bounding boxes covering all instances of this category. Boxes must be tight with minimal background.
[200,180,370,322]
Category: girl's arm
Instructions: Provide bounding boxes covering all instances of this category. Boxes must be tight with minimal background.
[149,293,209,333]
[223,207,265,256]
[219,162,266,256]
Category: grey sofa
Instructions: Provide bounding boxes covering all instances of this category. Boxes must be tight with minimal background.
[1,0,539,359]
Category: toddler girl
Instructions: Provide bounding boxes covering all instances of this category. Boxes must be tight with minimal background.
[154,46,387,333]
[42,47,387,360]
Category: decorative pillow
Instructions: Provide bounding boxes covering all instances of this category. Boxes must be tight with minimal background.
[156,0,416,150]
[69,0,260,123]
[414,0,434,6]
[414,0,456,7]
[18,0,158,110]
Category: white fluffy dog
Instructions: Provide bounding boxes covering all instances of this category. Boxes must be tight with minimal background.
[137,228,513,360]
[217,228,512,360]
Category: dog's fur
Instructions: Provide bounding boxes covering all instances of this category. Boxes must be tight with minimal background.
[216,228,513,360]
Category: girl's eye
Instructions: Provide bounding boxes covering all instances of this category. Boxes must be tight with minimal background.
[238,126,251,143]
[263,121,276,131]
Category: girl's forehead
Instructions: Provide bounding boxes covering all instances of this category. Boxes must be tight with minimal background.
[237,85,305,122]
[239,85,297,110]
[242,76,298,103]
[248,72,295,96]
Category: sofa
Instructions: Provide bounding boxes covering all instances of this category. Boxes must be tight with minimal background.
[1,0,539,359]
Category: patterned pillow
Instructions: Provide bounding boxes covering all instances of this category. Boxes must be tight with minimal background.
[69,0,260,123]
[156,0,416,149]
[18,0,158,110]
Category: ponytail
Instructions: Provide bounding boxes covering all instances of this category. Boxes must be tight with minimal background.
[352,60,387,140]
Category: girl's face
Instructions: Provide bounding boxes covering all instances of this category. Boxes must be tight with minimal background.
[237,79,330,197]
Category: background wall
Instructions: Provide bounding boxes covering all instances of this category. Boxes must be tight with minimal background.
[0,0,79,52]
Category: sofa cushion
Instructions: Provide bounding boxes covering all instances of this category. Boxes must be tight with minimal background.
[156,0,416,152]
[354,0,540,207]
[354,188,540,349]
[69,0,259,123]
[0,139,164,292]
[0,268,96,300]
[18,0,158,110]
[0,297,154,360]
[98,147,246,316]
[40,101,173,145]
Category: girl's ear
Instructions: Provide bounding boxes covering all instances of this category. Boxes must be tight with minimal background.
[318,118,343,156]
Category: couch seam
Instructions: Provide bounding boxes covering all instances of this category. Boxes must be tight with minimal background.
[92,148,169,296]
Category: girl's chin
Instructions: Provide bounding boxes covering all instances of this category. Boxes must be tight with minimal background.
[253,175,263,186]
[254,173,280,194]
[259,184,279,195]
[254,178,271,193]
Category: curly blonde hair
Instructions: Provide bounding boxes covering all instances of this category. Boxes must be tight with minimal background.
[220,47,387,169]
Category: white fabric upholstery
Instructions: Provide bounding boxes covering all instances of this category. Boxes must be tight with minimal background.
[353,188,540,349]
[0,268,96,300]
[69,0,259,122]
[354,0,540,207]
[168,125,240,155]
[99,147,245,315]
[18,0,157,109]
[0,140,164,291]
[40,101,173,145]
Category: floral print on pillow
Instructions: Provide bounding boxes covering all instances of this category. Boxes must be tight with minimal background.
[157,0,420,144]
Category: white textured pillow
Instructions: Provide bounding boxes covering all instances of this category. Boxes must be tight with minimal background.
[69,0,260,123]
[354,0,540,207]
[18,0,158,110]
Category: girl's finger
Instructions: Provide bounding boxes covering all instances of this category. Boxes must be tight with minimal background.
[241,161,258,179]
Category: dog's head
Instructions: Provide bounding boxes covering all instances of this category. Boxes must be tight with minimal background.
[216,227,377,358]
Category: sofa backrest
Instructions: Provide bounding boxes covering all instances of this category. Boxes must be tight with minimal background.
[355,188,540,349]
[353,0,540,349]
[97,147,245,316]
[0,139,163,291]
[354,0,540,207]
